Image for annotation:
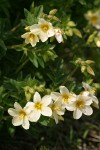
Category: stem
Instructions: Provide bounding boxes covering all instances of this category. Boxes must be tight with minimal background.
[7,43,26,49]
[15,59,29,74]
[11,23,21,32]
[62,66,78,86]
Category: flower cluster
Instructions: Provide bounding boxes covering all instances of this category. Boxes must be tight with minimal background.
[8,82,99,130]
[21,18,63,47]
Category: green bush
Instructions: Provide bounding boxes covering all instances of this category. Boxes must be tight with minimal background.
[0,0,100,149]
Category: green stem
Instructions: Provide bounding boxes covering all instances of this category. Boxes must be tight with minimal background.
[11,23,21,32]
[62,66,78,86]
[15,59,29,74]
[7,43,26,49]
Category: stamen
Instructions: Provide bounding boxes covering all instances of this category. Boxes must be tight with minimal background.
[76,100,85,108]
[41,24,49,32]
[34,102,43,110]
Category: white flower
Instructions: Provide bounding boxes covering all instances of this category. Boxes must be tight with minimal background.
[82,82,99,108]
[49,99,65,124]
[85,11,100,29]
[96,40,100,47]
[21,31,39,47]
[82,82,92,91]
[26,92,52,122]
[54,28,63,43]
[30,18,55,42]
[66,95,93,119]
[51,86,76,107]
[8,102,31,130]
[96,32,100,47]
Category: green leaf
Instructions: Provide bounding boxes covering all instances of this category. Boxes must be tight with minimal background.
[79,0,87,5]
[73,28,82,38]
[24,8,35,25]
[30,1,34,13]
[34,5,43,20]
[28,52,38,68]
[67,21,76,27]
[37,57,45,68]
[39,116,54,127]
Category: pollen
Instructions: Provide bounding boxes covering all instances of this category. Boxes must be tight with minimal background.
[76,100,85,108]
[51,104,60,111]
[91,15,98,24]
[19,110,27,119]
[29,33,35,41]
[63,94,69,102]
[34,102,43,110]
[41,24,49,32]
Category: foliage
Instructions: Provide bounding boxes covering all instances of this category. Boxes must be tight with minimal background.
[0,0,100,149]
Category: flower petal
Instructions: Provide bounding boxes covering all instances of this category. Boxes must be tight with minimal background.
[12,116,23,126]
[8,108,18,117]
[22,117,30,130]
[21,32,30,39]
[92,96,99,104]
[82,106,93,116]
[60,86,69,95]
[25,102,33,108]
[30,41,37,47]
[14,102,22,110]
[53,112,59,124]
[42,95,52,106]
[29,110,41,122]
[24,102,33,114]
[34,92,41,102]
[81,91,89,96]
[57,109,65,115]
[39,32,48,42]
[65,103,75,111]
[30,24,40,32]
[85,98,92,105]
[51,92,61,101]
[41,107,52,116]
[82,82,91,91]
[55,33,63,43]
[47,28,55,37]
[73,108,82,119]
[38,18,47,24]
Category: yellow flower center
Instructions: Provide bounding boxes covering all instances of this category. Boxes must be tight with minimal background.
[29,33,35,41]
[19,110,27,119]
[91,15,98,24]
[34,102,43,110]
[41,24,49,32]
[51,104,60,111]
[76,100,85,108]
[63,94,69,102]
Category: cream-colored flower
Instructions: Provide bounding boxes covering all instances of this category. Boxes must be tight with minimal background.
[96,40,100,47]
[85,11,100,29]
[96,32,100,47]
[51,86,76,107]
[30,18,55,42]
[54,28,63,43]
[49,99,65,124]
[82,82,99,108]
[66,95,93,119]
[21,31,39,47]
[8,102,31,130]
[26,92,52,122]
